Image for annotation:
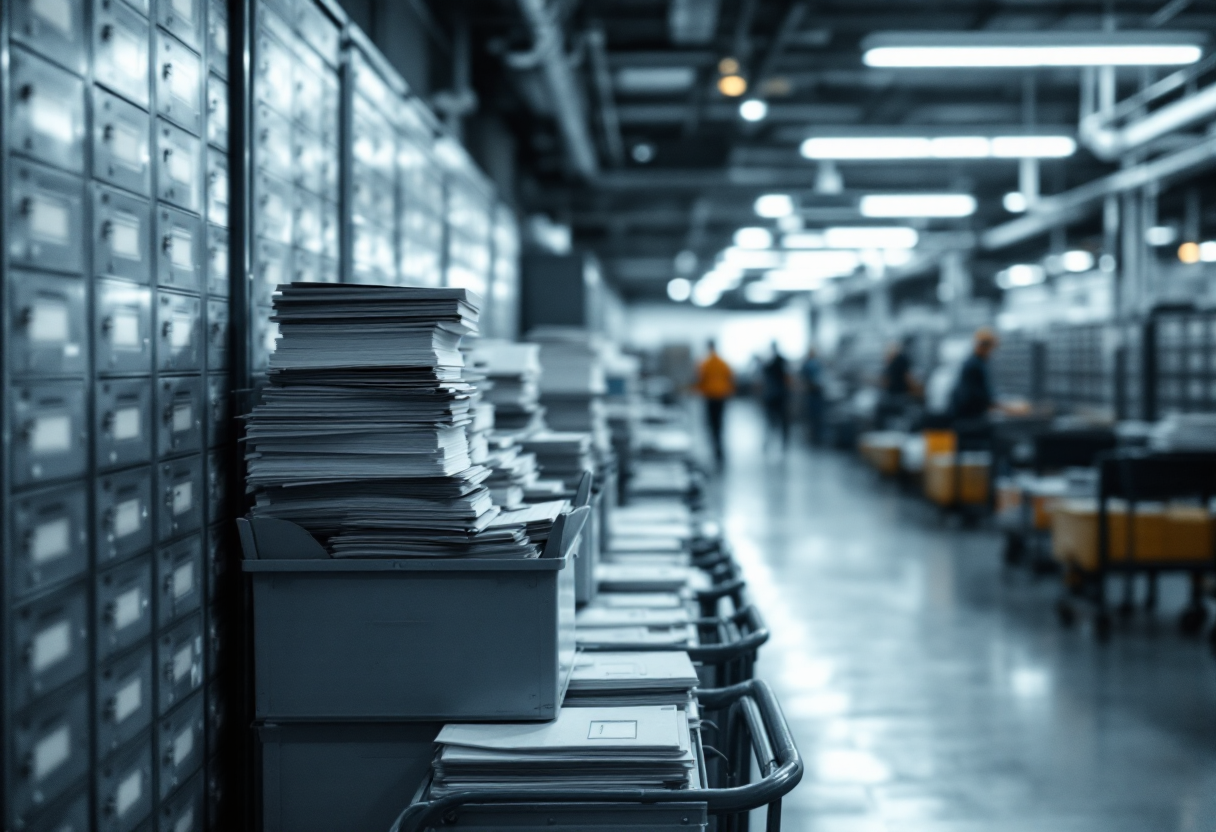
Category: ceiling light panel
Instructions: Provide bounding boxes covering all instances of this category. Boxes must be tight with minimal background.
[614,66,697,94]
[800,135,1076,160]
[861,31,1205,68]
[860,194,977,218]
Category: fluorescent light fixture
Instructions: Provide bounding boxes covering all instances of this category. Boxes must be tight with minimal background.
[861,31,1205,68]
[692,280,722,306]
[860,194,976,218]
[615,66,697,94]
[782,232,826,249]
[777,214,803,232]
[800,135,1075,160]
[745,281,779,303]
[722,247,782,269]
[784,250,861,273]
[733,227,774,250]
[667,277,692,302]
[754,194,794,218]
[1200,241,1216,263]
[996,264,1046,289]
[883,249,913,267]
[1003,191,1028,213]
[1145,225,1178,247]
[991,135,1075,158]
[740,99,769,122]
[1062,250,1095,272]
[823,226,919,249]
[762,269,829,291]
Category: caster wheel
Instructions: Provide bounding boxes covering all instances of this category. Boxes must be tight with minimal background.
[1094,613,1113,642]
[1056,600,1076,628]
[1179,606,1208,636]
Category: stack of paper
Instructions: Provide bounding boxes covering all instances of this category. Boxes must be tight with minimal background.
[518,432,595,492]
[565,652,700,707]
[430,705,697,795]
[529,327,611,453]
[577,624,698,650]
[490,500,567,547]
[482,437,539,509]
[1151,413,1216,451]
[595,564,710,593]
[461,344,496,469]
[466,340,545,435]
[244,284,538,559]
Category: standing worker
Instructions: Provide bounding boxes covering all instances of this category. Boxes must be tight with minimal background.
[695,340,735,467]
[950,327,998,422]
[761,342,791,450]
[800,348,825,446]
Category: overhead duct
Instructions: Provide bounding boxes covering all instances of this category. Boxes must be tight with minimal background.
[669,0,722,45]
[1081,79,1216,160]
[510,0,599,179]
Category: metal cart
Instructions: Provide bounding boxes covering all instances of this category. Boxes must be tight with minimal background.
[390,679,803,832]
[1056,450,1216,640]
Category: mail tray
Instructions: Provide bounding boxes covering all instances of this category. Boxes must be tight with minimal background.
[239,510,585,722]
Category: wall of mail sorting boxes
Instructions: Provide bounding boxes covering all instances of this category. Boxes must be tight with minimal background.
[1,0,522,830]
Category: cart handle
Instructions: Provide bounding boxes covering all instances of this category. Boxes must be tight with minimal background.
[388,679,803,832]
[687,604,769,663]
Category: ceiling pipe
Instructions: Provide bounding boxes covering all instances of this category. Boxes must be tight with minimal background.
[511,0,600,179]
[1080,79,1216,160]
[982,131,1216,249]
[586,27,625,166]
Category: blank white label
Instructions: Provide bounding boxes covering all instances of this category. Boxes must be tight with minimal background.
[31,517,70,565]
[172,404,193,433]
[113,27,146,80]
[30,302,69,343]
[172,482,193,515]
[33,725,70,781]
[113,678,142,724]
[29,196,69,243]
[171,0,194,21]
[113,587,142,631]
[112,311,140,348]
[174,807,195,832]
[30,97,74,145]
[31,414,71,453]
[31,620,71,673]
[170,57,198,102]
[172,645,193,681]
[111,122,145,168]
[115,768,142,817]
[172,725,194,767]
[114,498,142,538]
[169,148,194,185]
[171,312,193,348]
[111,215,141,259]
[33,0,73,35]
[170,229,193,267]
[112,407,141,441]
[588,720,638,740]
[172,562,194,599]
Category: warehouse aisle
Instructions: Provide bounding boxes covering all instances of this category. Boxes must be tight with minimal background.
[716,404,1216,832]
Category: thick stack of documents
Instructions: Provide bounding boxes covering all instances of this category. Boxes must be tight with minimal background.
[529,327,612,453]
[519,432,595,492]
[565,652,700,707]
[490,500,567,547]
[430,705,697,795]
[245,284,538,559]
[483,437,538,509]
[466,340,545,435]
[461,344,495,468]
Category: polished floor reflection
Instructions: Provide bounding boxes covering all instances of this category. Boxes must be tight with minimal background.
[712,403,1216,832]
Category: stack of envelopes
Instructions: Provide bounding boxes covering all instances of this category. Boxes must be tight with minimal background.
[430,705,696,795]
[245,284,541,558]
[518,432,596,492]
[564,652,700,707]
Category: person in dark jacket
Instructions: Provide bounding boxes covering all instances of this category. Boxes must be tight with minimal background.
[761,343,790,450]
[950,328,999,421]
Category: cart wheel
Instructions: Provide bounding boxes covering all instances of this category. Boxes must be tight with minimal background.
[1093,612,1113,642]
[1179,606,1209,636]
[1055,600,1076,628]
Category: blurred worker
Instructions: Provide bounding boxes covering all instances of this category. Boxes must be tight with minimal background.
[695,340,735,466]
[877,338,915,428]
[800,348,825,445]
[950,328,998,421]
[761,342,790,450]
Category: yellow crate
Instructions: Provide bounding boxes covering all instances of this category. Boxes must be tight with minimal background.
[1049,500,1212,570]
[925,453,989,506]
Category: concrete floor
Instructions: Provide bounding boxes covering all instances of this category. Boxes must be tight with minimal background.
[711,403,1216,832]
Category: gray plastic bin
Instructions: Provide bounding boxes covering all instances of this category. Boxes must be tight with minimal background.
[574,490,602,606]
[239,509,585,722]
[259,721,442,832]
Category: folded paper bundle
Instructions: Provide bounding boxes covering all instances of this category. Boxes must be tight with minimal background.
[245,284,560,558]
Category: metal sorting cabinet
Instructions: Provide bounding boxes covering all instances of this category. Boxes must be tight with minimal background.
[1,0,237,828]
[238,511,587,721]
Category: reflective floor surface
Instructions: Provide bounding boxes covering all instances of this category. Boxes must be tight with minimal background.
[711,403,1216,832]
